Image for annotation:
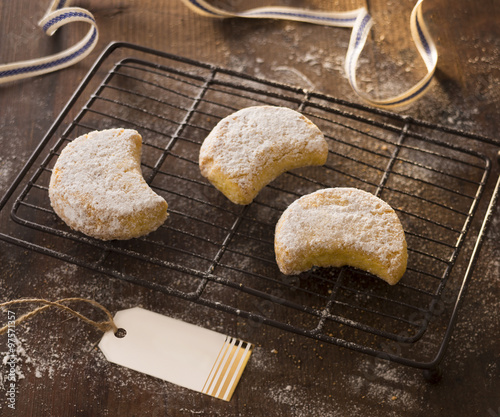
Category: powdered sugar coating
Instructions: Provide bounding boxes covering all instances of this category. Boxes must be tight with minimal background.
[49,128,168,240]
[274,188,407,285]
[199,106,328,205]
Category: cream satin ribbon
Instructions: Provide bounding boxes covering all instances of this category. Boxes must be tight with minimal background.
[0,0,98,85]
[180,0,437,108]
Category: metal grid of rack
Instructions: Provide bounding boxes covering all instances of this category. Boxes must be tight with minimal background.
[1,43,499,378]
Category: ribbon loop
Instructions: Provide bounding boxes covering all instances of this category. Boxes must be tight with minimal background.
[181,0,437,108]
[1,0,437,108]
[0,0,98,85]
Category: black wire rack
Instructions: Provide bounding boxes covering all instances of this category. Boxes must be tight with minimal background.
[1,42,499,380]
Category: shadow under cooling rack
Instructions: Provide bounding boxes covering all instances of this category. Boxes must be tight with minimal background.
[2,42,499,376]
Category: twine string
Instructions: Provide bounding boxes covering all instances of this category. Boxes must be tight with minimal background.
[0,298,118,335]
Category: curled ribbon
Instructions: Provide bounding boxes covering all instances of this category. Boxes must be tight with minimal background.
[0,1,436,108]
[0,0,98,85]
[180,0,437,108]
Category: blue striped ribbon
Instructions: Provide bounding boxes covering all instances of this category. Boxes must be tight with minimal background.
[0,0,98,85]
[1,0,436,109]
[180,0,437,108]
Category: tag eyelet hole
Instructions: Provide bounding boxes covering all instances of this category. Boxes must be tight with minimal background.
[114,328,127,338]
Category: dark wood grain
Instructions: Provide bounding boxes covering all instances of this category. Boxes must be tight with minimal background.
[0,1,499,416]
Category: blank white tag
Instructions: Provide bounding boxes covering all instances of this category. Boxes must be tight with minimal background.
[99,307,253,401]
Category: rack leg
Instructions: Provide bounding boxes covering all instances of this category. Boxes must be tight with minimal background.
[423,366,442,383]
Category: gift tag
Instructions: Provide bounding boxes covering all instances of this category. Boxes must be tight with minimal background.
[98,307,253,401]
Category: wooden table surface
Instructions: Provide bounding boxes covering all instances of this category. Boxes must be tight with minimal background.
[0,1,499,416]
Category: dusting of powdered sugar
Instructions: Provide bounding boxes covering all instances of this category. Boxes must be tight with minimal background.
[48,128,168,240]
[199,106,327,203]
[275,187,406,281]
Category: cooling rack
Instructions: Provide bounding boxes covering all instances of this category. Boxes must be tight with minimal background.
[1,42,499,381]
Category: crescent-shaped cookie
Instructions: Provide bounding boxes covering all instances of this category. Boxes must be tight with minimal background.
[274,188,408,285]
[199,106,328,205]
[49,128,168,240]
